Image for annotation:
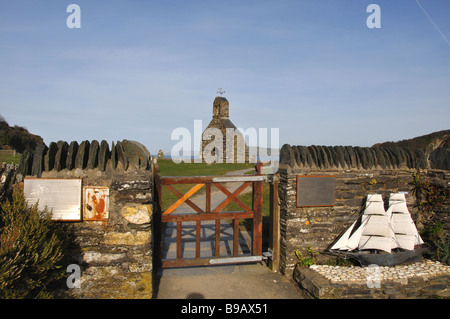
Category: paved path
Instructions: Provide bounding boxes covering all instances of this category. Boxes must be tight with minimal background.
[155,168,305,299]
[155,262,304,299]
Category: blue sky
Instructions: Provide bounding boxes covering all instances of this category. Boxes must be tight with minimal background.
[1,0,449,155]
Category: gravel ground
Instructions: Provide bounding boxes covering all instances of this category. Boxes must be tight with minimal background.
[310,259,450,284]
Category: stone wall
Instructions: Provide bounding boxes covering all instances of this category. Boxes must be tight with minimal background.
[15,139,154,299]
[201,97,249,163]
[0,163,18,202]
[278,144,449,276]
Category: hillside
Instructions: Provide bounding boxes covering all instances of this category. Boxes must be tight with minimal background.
[0,115,44,153]
[372,130,450,156]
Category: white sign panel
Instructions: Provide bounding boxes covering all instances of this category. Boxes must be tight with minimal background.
[24,178,82,221]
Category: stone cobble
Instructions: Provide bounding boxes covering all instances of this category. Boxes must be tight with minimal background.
[294,260,450,299]
[310,260,450,285]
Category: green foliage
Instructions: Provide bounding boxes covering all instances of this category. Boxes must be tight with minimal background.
[294,246,318,267]
[373,129,450,154]
[0,188,72,298]
[421,221,450,266]
[412,171,447,214]
[433,236,450,266]
[426,235,450,266]
[411,171,449,265]
[0,116,44,153]
[422,221,445,242]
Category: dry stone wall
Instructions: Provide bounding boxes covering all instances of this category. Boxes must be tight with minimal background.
[14,139,154,299]
[15,139,151,181]
[278,144,449,276]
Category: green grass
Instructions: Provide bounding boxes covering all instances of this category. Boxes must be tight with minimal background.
[0,153,21,165]
[156,159,255,176]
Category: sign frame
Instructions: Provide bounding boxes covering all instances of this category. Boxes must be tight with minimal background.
[23,177,82,221]
[83,186,110,221]
[296,175,336,208]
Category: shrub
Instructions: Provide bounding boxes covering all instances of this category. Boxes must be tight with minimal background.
[0,187,71,298]
[411,171,449,265]
[294,246,318,267]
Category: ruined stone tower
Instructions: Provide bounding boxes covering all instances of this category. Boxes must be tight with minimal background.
[201,97,249,163]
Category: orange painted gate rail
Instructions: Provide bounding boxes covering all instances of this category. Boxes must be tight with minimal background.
[153,163,264,268]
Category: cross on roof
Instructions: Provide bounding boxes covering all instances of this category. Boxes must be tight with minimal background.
[216,88,226,96]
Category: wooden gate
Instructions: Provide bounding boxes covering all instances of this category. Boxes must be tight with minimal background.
[153,163,264,268]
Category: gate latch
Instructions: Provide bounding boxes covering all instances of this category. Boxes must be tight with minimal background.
[262,249,273,260]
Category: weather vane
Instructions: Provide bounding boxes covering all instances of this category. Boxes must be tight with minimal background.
[217,88,226,96]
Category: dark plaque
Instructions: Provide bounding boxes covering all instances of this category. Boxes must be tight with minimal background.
[296,175,335,207]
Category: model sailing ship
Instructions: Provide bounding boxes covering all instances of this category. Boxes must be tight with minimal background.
[330,193,427,266]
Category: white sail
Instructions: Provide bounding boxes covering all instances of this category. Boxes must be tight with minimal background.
[387,193,424,250]
[330,193,423,254]
[364,194,385,215]
[359,235,392,253]
[391,214,417,235]
[347,220,367,251]
[358,194,393,252]
[395,234,416,251]
[330,218,369,251]
[330,220,357,250]
[344,217,369,251]
[361,215,391,238]
[331,194,391,252]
